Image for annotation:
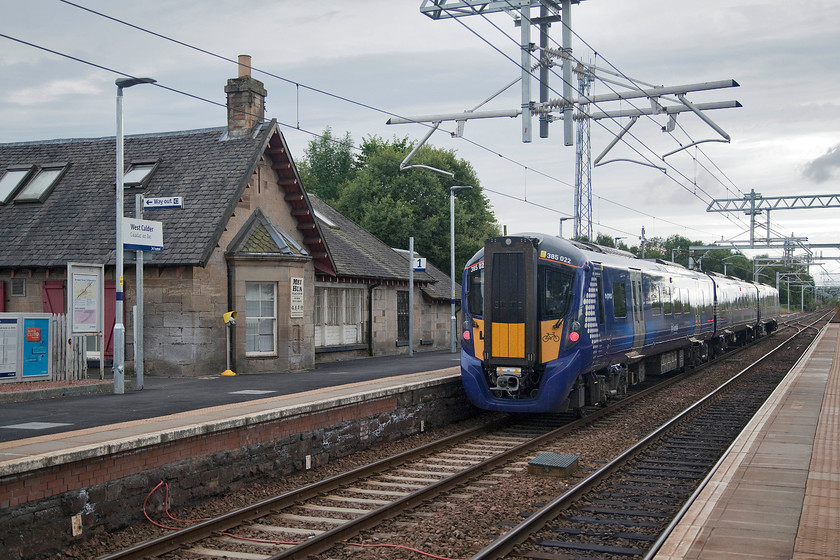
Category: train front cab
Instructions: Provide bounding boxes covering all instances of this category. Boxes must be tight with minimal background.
[461,236,587,413]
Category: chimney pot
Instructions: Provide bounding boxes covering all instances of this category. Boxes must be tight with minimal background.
[238,55,251,78]
[225,54,266,136]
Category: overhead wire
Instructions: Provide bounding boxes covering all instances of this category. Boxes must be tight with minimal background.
[3,2,773,246]
[48,0,722,239]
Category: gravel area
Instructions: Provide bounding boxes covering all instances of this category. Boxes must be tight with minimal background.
[51,327,808,560]
[0,379,108,393]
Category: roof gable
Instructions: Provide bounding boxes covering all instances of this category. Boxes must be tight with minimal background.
[264,130,335,276]
[227,207,307,257]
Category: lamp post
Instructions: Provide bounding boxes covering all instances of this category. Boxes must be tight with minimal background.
[450,185,472,353]
[558,217,573,238]
[613,236,625,248]
[114,76,155,395]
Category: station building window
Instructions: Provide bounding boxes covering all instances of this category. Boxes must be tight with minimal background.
[245,282,276,356]
[314,286,364,347]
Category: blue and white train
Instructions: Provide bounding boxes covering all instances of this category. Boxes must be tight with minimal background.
[459,234,780,413]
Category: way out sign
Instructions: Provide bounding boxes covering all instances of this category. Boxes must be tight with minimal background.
[123,217,163,252]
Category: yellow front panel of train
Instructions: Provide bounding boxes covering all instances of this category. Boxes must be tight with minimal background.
[491,322,525,358]
[472,318,485,359]
[539,319,563,363]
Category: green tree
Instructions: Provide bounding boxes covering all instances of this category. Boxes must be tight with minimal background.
[297,127,355,202]
[333,135,500,281]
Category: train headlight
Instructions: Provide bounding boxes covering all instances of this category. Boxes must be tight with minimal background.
[568,331,580,343]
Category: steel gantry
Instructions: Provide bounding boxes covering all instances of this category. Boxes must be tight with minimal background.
[707,188,840,247]
[400,1,741,240]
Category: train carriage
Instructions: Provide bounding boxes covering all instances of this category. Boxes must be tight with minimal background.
[460,234,780,414]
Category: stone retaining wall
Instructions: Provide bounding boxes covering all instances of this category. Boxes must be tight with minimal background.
[0,378,473,559]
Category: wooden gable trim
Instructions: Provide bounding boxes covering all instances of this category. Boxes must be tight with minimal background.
[266,128,336,277]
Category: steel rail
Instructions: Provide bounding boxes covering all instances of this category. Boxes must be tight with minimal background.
[102,311,821,559]
[469,312,829,560]
[263,315,818,559]
[98,420,505,560]
[642,310,833,560]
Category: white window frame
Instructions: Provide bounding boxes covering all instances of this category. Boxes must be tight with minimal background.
[314,286,364,347]
[245,282,277,357]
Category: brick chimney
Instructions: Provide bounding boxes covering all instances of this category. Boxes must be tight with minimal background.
[225,55,267,136]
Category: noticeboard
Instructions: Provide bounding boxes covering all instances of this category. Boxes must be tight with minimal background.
[0,317,17,379]
[68,263,104,335]
[0,313,52,383]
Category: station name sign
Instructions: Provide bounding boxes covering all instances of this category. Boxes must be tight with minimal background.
[123,217,164,252]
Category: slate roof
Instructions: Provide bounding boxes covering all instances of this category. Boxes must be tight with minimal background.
[309,194,441,286]
[393,248,459,301]
[0,125,275,268]
[0,121,337,277]
[0,120,454,292]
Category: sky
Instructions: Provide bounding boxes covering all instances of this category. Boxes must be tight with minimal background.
[2,0,840,284]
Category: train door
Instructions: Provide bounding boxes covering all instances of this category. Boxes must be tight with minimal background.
[629,269,645,349]
[693,281,702,335]
[483,237,538,371]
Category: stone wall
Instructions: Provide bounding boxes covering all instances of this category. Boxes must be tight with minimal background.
[0,378,473,559]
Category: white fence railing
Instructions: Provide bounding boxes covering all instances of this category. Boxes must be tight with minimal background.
[50,314,89,382]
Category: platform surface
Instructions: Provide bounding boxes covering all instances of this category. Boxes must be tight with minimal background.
[0,350,461,474]
[655,323,840,560]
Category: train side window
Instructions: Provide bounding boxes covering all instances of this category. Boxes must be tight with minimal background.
[663,286,672,314]
[674,288,682,314]
[467,266,484,317]
[613,282,627,318]
[651,285,661,315]
[597,276,605,324]
[685,291,691,313]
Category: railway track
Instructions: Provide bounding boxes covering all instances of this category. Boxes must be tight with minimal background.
[99,311,827,560]
[471,312,829,560]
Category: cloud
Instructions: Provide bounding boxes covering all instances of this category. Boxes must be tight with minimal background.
[803,144,840,183]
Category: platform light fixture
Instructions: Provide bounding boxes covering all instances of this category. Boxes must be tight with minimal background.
[114,76,156,395]
[450,185,472,353]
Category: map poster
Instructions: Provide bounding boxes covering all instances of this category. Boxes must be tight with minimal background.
[68,264,104,334]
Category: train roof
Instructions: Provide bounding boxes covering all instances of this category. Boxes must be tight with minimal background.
[467,233,776,292]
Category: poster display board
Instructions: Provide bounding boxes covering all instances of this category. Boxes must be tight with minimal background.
[0,313,51,383]
[0,317,18,379]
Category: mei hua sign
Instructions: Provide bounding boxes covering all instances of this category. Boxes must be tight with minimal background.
[290,277,304,319]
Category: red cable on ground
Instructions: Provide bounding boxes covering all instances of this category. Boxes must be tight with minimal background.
[345,541,467,560]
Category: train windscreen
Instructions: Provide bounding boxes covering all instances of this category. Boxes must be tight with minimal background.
[539,267,573,320]
[467,265,484,317]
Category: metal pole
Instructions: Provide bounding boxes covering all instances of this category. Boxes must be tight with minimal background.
[520,3,532,143]
[114,85,126,395]
[409,236,414,357]
[450,191,456,353]
[561,0,573,146]
[539,3,550,139]
[450,186,472,353]
[113,77,154,395]
[135,194,144,390]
